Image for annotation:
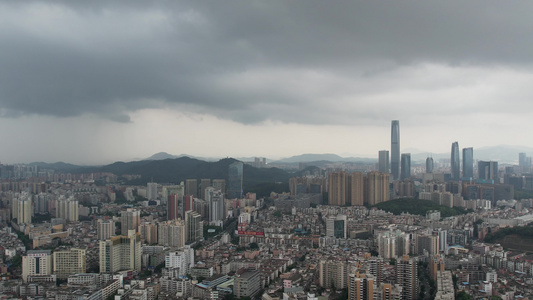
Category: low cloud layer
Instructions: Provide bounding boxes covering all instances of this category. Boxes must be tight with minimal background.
[2,1,533,163]
[1,1,533,125]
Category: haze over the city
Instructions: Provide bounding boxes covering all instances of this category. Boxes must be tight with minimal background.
[2,1,533,164]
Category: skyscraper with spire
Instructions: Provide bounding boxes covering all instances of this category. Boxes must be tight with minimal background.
[391,120,400,180]
[451,142,460,180]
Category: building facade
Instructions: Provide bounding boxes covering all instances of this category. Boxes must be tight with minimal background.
[391,120,400,180]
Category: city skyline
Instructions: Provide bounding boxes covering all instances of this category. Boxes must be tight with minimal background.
[2,2,533,164]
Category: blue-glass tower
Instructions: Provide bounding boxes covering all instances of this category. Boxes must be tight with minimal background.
[462,147,474,179]
[391,120,400,180]
[228,161,243,199]
[451,142,460,180]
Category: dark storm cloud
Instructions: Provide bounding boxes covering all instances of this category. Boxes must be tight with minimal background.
[1,1,533,124]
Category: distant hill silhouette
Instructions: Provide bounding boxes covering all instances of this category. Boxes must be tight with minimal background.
[28,161,82,172]
[273,153,376,164]
[144,152,181,160]
[74,157,295,194]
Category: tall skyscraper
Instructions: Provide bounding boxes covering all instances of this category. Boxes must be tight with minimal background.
[378,150,390,173]
[451,142,460,180]
[400,153,411,180]
[426,157,434,173]
[391,120,400,180]
[462,147,474,179]
[519,152,532,173]
[228,162,244,199]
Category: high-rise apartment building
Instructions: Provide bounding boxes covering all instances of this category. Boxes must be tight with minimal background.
[139,222,158,244]
[206,187,225,227]
[165,246,194,276]
[228,162,244,199]
[120,208,140,234]
[426,157,434,174]
[328,171,349,206]
[99,230,141,273]
[185,210,203,243]
[162,184,185,202]
[319,260,349,289]
[416,234,439,256]
[365,172,390,206]
[158,220,186,248]
[53,248,86,279]
[378,230,410,259]
[97,219,115,241]
[378,150,390,173]
[350,172,365,206]
[147,182,158,200]
[14,194,32,224]
[327,171,389,206]
[400,154,411,180]
[167,194,182,220]
[348,272,375,300]
[185,179,198,198]
[22,250,53,282]
[391,120,400,180]
[56,196,79,222]
[396,255,418,300]
[462,147,474,179]
[451,142,460,180]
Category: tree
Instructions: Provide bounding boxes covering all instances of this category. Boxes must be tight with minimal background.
[249,242,259,250]
[456,291,473,300]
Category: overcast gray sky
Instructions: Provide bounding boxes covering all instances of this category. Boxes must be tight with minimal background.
[1,1,533,164]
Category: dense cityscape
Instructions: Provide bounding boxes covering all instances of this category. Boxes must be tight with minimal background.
[0,120,532,300]
[3,2,533,300]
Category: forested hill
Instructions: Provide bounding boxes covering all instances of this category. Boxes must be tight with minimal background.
[373,199,470,218]
[74,157,301,195]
